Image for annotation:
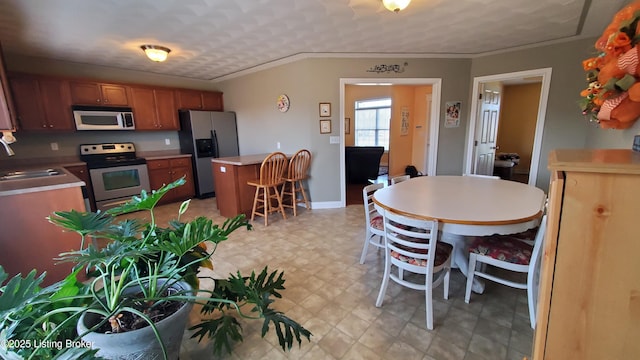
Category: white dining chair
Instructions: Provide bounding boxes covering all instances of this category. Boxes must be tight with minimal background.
[464,215,547,328]
[359,182,385,264]
[463,173,500,179]
[375,209,452,330]
[390,174,410,184]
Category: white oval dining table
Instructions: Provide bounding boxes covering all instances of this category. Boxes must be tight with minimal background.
[372,175,546,236]
[372,175,546,282]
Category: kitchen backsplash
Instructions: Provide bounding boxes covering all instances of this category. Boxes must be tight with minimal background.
[0,131,180,160]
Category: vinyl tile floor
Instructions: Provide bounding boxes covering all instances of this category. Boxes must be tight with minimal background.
[119,198,533,360]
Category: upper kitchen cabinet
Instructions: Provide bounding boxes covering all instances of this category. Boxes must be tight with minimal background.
[69,81,129,106]
[9,74,74,131]
[176,89,223,111]
[0,43,16,131]
[130,87,179,130]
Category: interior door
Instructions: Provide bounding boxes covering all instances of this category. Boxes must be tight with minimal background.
[473,82,501,175]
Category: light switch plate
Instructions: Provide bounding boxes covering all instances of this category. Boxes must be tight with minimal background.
[220,166,226,173]
[329,136,340,144]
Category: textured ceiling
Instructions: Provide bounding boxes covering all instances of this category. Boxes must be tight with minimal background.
[0,0,629,82]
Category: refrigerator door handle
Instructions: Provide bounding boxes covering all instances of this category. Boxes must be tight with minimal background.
[211,130,220,158]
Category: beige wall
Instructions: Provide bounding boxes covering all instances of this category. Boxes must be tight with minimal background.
[219,57,470,202]
[497,83,541,172]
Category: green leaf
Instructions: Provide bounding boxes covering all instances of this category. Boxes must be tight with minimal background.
[106,178,186,215]
[0,266,46,313]
[47,210,112,237]
[52,347,102,359]
[261,309,312,351]
[189,315,243,356]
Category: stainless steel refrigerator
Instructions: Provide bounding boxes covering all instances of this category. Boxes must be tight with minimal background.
[178,110,239,198]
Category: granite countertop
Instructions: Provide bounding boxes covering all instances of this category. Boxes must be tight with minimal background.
[0,167,85,196]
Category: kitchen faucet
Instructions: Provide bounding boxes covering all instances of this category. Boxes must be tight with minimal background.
[0,131,16,156]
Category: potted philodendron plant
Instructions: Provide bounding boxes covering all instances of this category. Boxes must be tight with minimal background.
[0,178,311,359]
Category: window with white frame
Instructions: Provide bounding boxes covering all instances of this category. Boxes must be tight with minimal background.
[354,98,391,150]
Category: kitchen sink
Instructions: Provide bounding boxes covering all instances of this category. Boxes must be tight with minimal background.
[0,168,66,181]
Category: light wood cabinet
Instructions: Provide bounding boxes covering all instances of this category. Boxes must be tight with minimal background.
[0,43,16,131]
[9,75,74,131]
[69,81,129,106]
[130,87,179,130]
[147,156,195,205]
[533,149,640,359]
[176,89,223,111]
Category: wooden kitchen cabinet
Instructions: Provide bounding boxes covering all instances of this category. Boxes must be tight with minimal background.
[176,89,223,111]
[130,87,179,130]
[9,75,74,131]
[69,81,129,106]
[64,164,95,211]
[147,156,195,205]
[533,149,640,359]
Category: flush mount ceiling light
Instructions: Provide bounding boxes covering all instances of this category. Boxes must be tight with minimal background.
[382,0,411,13]
[140,44,171,62]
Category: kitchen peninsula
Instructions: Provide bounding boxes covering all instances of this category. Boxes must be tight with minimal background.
[0,167,85,285]
[211,154,279,218]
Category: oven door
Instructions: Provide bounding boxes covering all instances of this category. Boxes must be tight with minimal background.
[89,164,150,211]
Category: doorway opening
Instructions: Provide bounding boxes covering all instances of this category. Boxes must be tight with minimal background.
[340,78,442,207]
[464,68,552,186]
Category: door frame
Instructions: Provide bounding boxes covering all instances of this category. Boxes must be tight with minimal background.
[339,78,442,207]
[464,68,552,186]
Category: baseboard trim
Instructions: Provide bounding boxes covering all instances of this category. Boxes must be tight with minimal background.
[310,201,343,209]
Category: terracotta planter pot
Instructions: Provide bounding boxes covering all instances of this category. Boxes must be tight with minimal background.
[77,280,193,360]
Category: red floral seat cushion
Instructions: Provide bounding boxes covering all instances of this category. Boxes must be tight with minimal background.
[469,235,533,265]
[390,242,452,267]
[370,215,383,230]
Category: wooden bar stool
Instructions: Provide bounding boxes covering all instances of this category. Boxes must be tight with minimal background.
[247,152,288,226]
[281,149,311,216]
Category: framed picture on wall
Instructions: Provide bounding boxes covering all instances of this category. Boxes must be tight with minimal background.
[320,119,331,134]
[345,117,350,134]
[319,103,331,117]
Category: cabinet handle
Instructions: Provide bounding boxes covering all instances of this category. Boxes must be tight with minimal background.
[96,99,101,103]
[49,124,53,128]
[42,124,47,128]
[104,98,109,103]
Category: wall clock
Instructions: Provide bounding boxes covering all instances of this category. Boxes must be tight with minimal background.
[277,94,290,112]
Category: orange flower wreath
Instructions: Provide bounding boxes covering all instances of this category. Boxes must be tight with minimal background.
[580,1,640,129]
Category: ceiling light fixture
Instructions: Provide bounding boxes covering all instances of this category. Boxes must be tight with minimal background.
[382,0,411,13]
[140,44,171,62]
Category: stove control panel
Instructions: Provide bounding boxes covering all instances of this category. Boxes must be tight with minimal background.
[80,143,136,156]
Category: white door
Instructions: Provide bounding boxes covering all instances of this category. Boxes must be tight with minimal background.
[473,82,501,175]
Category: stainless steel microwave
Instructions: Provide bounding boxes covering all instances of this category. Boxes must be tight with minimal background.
[72,106,135,131]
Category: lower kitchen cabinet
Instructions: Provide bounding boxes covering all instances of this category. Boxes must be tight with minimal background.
[64,164,95,211]
[533,149,640,359]
[147,156,195,205]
